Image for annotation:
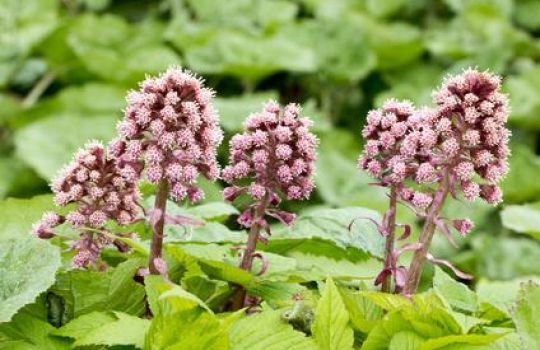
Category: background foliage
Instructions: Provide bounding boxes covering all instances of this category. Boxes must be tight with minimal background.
[1,0,540,349]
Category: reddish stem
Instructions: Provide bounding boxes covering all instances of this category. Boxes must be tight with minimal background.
[403,175,450,295]
[381,185,397,293]
[149,180,169,275]
[229,198,267,310]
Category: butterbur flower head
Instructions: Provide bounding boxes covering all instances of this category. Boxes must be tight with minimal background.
[222,101,317,227]
[433,68,510,205]
[223,101,317,203]
[34,142,141,268]
[115,66,224,203]
[358,99,416,186]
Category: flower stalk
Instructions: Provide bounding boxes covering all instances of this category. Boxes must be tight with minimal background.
[149,179,169,275]
[381,186,397,293]
[403,175,449,295]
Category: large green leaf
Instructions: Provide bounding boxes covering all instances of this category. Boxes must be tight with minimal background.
[214,91,278,131]
[54,311,148,349]
[500,203,540,239]
[338,287,384,333]
[270,207,384,259]
[474,236,540,280]
[185,0,297,30]
[505,67,540,130]
[477,277,540,316]
[0,0,58,87]
[186,31,316,82]
[15,114,117,180]
[66,15,181,84]
[433,267,478,313]
[229,309,315,350]
[0,237,61,322]
[511,282,540,350]
[0,304,69,350]
[51,258,146,319]
[312,278,354,350]
[0,195,54,238]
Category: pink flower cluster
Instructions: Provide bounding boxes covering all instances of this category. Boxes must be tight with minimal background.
[222,101,317,228]
[112,66,223,202]
[359,69,510,210]
[222,101,317,202]
[432,68,510,204]
[33,142,140,267]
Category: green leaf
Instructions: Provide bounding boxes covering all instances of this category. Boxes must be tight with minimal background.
[515,0,540,30]
[362,18,423,70]
[0,237,61,322]
[475,236,540,280]
[501,203,540,239]
[0,305,69,350]
[338,287,384,333]
[184,0,297,30]
[271,207,384,259]
[67,15,181,84]
[0,0,58,87]
[419,333,505,350]
[362,312,416,350]
[511,282,540,350]
[15,114,117,180]
[388,331,425,350]
[477,277,540,316]
[187,202,239,221]
[147,309,227,350]
[145,275,212,316]
[214,91,278,131]
[52,311,115,339]
[53,311,149,349]
[501,144,540,203]
[51,258,146,318]
[361,292,411,311]
[229,309,315,350]
[0,195,55,238]
[186,31,316,82]
[279,19,376,83]
[505,67,540,130]
[433,267,478,313]
[312,278,354,350]
[367,0,407,18]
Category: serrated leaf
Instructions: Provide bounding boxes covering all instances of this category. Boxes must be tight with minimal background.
[477,277,540,316]
[338,287,384,333]
[312,278,354,350]
[52,311,115,339]
[53,311,148,349]
[389,331,425,350]
[512,282,540,350]
[0,306,69,350]
[433,267,478,313]
[0,237,61,322]
[229,309,315,350]
[147,309,227,350]
[50,259,146,318]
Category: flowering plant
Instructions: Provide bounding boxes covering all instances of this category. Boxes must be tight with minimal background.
[33,142,141,268]
[222,100,317,308]
[359,69,510,294]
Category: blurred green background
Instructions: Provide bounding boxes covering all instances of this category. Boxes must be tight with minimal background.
[2,0,540,283]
